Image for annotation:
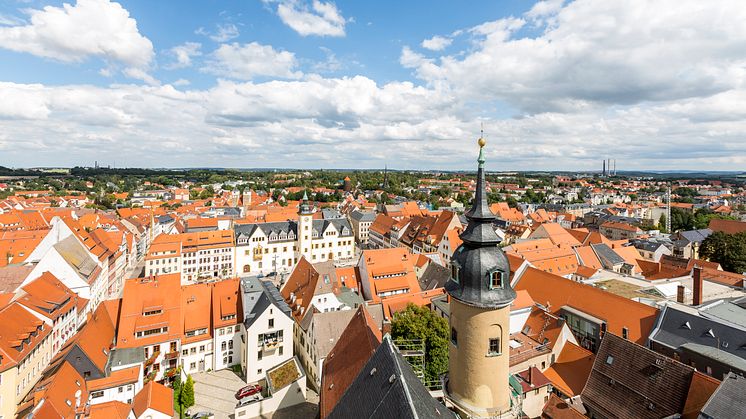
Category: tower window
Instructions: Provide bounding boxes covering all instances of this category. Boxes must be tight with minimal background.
[488,338,501,356]
[451,263,460,284]
[489,271,503,289]
[451,328,458,346]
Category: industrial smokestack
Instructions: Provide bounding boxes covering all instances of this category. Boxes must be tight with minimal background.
[603,160,606,177]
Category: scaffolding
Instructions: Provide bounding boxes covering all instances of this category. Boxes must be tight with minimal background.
[393,338,443,390]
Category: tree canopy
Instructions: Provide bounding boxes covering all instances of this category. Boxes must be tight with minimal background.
[700,231,746,274]
[390,303,449,384]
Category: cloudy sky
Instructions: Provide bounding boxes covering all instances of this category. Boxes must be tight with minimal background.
[0,0,745,171]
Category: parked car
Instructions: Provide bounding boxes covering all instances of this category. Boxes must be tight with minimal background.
[237,393,262,407]
[235,384,262,400]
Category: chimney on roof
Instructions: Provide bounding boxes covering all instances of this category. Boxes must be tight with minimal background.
[676,285,685,303]
[693,266,703,306]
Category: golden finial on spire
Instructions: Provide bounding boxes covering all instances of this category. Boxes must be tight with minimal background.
[478,122,486,148]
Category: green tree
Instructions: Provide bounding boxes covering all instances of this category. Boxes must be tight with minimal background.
[180,375,195,413]
[657,214,667,233]
[172,374,183,418]
[700,231,746,274]
[390,303,449,384]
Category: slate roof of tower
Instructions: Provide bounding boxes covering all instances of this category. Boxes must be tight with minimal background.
[327,335,453,419]
[445,140,516,309]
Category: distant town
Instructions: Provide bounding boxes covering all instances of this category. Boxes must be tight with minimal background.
[0,142,745,419]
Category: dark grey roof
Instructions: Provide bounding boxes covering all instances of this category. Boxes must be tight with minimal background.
[630,238,672,252]
[418,262,451,290]
[649,304,746,371]
[701,300,746,329]
[157,215,174,224]
[678,229,713,245]
[328,335,454,419]
[445,143,516,309]
[234,218,353,242]
[106,347,145,374]
[322,208,344,219]
[350,210,376,222]
[240,276,292,328]
[591,243,625,268]
[699,373,746,419]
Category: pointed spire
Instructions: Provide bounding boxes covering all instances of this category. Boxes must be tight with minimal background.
[445,130,516,309]
[465,131,496,223]
[299,190,312,215]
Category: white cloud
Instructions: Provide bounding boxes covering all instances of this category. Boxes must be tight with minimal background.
[311,46,342,73]
[0,0,154,79]
[196,23,240,43]
[1,71,746,170]
[2,0,746,171]
[421,35,452,51]
[203,42,302,80]
[272,0,347,37]
[166,42,202,69]
[404,0,746,113]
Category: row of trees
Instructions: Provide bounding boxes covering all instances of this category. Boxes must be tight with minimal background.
[668,207,738,232]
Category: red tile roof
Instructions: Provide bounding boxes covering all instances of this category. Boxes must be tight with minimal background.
[132,381,174,417]
[515,267,659,345]
[542,342,594,397]
[320,305,382,418]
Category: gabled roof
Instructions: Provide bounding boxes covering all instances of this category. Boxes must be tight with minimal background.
[699,372,746,419]
[0,302,52,372]
[681,371,720,419]
[17,271,76,321]
[241,276,292,329]
[50,301,117,375]
[328,335,453,419]
[181,282,212,343]
[212,277,241,329]
[582,333,694,419]
[117,275,182,348]
[89,401,133,419]
[132,381,174,417]
[28,360,87,418]
[320,305,382,417]
[542,342,594,397]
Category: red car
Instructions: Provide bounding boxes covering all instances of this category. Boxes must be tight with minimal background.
[235,384,262,400]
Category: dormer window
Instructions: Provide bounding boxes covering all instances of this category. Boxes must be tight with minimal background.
[451,263,460,284]
[489,270,504,290]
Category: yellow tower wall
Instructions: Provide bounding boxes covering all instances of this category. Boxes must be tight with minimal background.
[448,298,512,417]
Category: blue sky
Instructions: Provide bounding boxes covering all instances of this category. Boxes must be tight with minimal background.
[0,0,745,170]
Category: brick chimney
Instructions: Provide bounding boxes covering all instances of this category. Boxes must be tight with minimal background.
[677,285,685,304]
[692,266,703,306]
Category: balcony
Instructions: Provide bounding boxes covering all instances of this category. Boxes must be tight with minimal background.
[144,350,160,367]
[263,339,279,350]
[164,351,179,361]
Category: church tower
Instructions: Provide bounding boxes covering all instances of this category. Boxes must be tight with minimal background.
[444,135,517,418]
[297,191,314,261]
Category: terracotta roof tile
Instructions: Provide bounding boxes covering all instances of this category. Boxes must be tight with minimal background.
[515,267,659,345]
[320,305,382,418]
[542,342,594,397]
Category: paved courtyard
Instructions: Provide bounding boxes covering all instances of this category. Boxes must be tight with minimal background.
[190,369,245,419]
